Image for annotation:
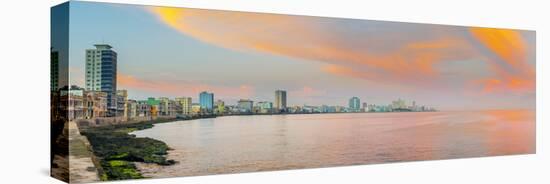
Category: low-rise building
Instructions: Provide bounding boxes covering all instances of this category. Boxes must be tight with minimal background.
[191,103,201,115]
[63,85,85,121]
[215,100,225,115]
[237,99,253,113]
[83,91,108,119]
[147,97,160,117]
[127,99,137,119]
[136,100,151,117]
[158,97,177,116]
[116,90,128,118]
[175,97,192,115]
[256,101,273,114]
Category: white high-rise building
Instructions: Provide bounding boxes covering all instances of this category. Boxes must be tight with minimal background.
[85,44,117,116]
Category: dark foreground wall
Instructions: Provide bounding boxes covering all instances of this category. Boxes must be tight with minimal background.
[51,2,70,182]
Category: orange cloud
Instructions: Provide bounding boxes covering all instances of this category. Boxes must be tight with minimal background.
[470,28,529,70]
[118,73,255,98]
[148,7,475,86]
[148,7,534,95]
[469,28,535,94]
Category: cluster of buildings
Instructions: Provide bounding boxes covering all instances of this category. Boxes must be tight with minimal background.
[51,44,436,122]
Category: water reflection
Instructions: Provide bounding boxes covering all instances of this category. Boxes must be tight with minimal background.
[132,110,535,177]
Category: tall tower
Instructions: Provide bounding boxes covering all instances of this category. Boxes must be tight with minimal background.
[199,91,214,111]
[349,97,361,111]
[275,90,287,112]
[85,44,117,116]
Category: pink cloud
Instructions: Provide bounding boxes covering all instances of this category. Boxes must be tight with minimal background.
[118,73,255,99]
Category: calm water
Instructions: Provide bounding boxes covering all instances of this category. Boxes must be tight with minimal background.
[131,110,535,177]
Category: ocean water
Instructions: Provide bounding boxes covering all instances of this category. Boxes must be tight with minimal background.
[131,110,535,177]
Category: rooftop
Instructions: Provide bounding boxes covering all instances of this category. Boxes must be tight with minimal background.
[94,44,113,50]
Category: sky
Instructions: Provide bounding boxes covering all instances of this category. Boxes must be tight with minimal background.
[67,1,536,110]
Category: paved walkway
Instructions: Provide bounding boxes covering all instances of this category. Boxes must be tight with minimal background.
[69,121,100,183]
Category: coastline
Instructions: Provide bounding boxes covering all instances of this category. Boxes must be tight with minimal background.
[80,111,437,181]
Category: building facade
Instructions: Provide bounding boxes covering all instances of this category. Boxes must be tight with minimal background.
[257,101,273,113]
[146,97,160,117]
[116,90,128,118]
[83,91,108,119]
[238,99,254,113]
[158,97,177,116]
[127,99,137,119]
[136,100,151,117]
[175,97,192,115]
[191,103,201,115]
[63,86,85,121]
[215,100,225,114]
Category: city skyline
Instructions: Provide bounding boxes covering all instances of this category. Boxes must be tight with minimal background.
[67,2,535,110]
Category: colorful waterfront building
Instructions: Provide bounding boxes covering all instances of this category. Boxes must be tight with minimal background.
[175,97,192,115]
[215,100,225,115]
[116,90,128,118]
[238,99,254,113]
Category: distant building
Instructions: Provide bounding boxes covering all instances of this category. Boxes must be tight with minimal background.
[392,98,407,111]
[136,100,151,117]
[127,99,137,119]
[63,85,84,121]
[146,97,160,117]
[288,105,302,113]
[257,101,273,113]
[275,90,287,112]
[335,106,345,113]
[199,91,214,112]
[368,104,376,112]
[302,105,320,113]
[349,97,361,112]
[85,44,118,116]
[158,97,177,116]
[175,97,192,115]
[238,99,254,113]
[362,102,368,112]
[191,103,201,115]
[116,90,128,118]
[215,100,225,114]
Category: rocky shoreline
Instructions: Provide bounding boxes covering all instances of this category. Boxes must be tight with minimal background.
[79,114,217,181]
[80,118,178,181]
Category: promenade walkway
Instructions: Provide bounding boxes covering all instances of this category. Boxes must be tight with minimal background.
[68,121,100,183]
